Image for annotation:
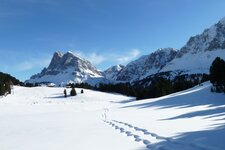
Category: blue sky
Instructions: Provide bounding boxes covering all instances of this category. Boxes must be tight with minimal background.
[1,0,225,81]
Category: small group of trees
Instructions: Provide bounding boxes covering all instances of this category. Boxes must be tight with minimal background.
[64,84,84,97]
[64,86,77,97]
[210,57,225,93]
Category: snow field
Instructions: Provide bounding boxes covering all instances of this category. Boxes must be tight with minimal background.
[0,82,225,150]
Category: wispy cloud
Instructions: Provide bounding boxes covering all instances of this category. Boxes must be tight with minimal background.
[16,57,51,71]
[69,48,141,67]
[88,52,106,65]
[117,49,141,64]
[70,50,106,65]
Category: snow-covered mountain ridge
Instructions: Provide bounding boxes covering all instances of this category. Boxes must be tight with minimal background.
[27,17,225,85]
[26,51,105,86]
[103,64,124,81]
[162,17,225,73]
[115,48,177,82]
[113,16,225,82]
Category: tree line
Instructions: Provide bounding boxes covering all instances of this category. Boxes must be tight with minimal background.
[0,72,22,96]
[94,73,209,100]
[69,73,208,100]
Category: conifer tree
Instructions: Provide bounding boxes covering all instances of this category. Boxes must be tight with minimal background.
[210,57,225,92]
[0,84,5,96]
[70,87,77,96]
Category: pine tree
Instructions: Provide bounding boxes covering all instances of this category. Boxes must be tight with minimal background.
[70,87,77,96]
[64,89,67,97]
[0,84,5,96]
[210,57,225,92]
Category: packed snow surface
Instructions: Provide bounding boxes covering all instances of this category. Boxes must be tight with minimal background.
[0,82,225,150]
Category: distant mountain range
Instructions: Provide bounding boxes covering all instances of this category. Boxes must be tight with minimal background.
[26,17,225,86]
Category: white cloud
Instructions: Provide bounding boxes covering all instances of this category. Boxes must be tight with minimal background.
[117,49,141,64]
[17,61,34,71]
[71,50,85,58]
[70,48,141,66]
[70,50,106,65]
[16,57,51,71]
[88,52,106,65]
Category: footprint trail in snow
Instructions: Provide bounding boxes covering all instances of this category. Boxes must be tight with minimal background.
[103,119,209,150]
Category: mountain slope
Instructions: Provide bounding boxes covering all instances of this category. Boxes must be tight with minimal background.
[103,64,124,81]
[115,48,177,82]
[26,51,105,86]
[162,17,225,73]
[110,82,225,150]
[114,17,225,83]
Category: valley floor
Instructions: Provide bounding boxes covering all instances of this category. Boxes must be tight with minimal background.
[0,82,225,150]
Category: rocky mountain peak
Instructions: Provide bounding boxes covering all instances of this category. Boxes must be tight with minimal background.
[218,16,225,25]
[54,51,63,57]
[26,51,103,85]
[109,64,124,72]
[115,48,177,82]
[103,64,124,80]
[48,51,63,70]
[177,17,225,58]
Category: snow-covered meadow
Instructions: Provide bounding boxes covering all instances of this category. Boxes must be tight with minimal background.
[0,82,225,150]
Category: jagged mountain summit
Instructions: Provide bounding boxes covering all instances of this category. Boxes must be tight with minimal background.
[103,64,124,81]
[178,17,225,57]
[162,17,225,73]
[115,48,177,82]
[114,17,225,83]
[26,51,105,86]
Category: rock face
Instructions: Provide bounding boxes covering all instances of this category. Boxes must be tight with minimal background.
[177,17,225,57]
[103,64,124,81]
[162,17,225,74]
[115,48,177,82]
[112,17,225,82]
[26,51,104,86]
